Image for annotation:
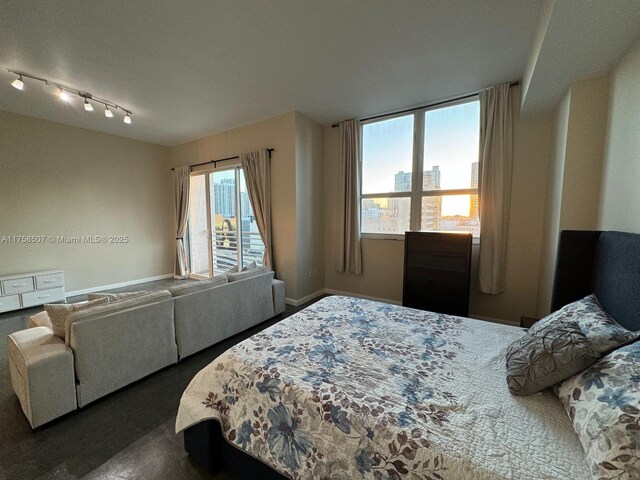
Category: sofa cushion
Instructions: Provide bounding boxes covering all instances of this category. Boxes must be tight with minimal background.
[168,277,229,297]
[227,267,271,282]
[44,299,109,340]
[87,291,149,302]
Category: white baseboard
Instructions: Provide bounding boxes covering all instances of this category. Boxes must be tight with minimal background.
[323,288,401,305]
[285,289,326,307]
[66,273,175,297]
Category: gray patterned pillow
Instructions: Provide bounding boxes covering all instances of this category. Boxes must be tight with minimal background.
[530,294,638,354]
[87,291,149,302]
[556,341,640,479]
[44,298,109,339]
[168,276,229,297]
[506,320,600,395]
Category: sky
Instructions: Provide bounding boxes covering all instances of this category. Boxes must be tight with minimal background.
[362,100,480,216]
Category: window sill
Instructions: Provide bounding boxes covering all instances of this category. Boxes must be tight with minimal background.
[362,233,480,245]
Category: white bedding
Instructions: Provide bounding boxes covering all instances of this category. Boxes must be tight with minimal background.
[176,296,589,479]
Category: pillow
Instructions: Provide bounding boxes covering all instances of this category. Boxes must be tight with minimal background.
[168,276,229,297]
[556,341,640,479]
[227,266,271,282]
[530,294,638,354]
[241,261,257,271]
[225,264,239,274]
[44,298,109,340]
[506,320,600,395]
[28,311,53,330]
[87,291,149,302]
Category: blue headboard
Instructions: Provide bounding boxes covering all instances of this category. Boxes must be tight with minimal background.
[552,230,640,331]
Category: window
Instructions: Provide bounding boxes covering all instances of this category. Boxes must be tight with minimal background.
[187,166,264,278]
[361,99,480,237]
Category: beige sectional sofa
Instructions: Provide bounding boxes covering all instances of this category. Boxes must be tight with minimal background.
[7,269,285,428]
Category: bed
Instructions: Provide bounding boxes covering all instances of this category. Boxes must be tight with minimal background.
[175,230,640,479]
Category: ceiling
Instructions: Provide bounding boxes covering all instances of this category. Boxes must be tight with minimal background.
[521,0,640,113]
[0,0,544,146]
[0,0,541,145]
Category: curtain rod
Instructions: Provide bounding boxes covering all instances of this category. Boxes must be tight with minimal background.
[331,81,519,128]
[170,148,274,171]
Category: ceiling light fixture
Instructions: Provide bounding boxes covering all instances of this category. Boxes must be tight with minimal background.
[7,69,134,124]
[11,74,24,90]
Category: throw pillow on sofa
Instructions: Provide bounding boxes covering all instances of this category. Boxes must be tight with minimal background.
[44,298,109,340]
[87,291,149,302]
[227,266,270,282]
[168,276,229,297]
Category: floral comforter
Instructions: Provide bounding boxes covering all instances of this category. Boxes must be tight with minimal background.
[176,296,590,479]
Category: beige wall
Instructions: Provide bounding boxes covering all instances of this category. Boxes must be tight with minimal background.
[295,113,325,299]
[599,40,640,233]
[536,75,610,315]
[169,112,301,298]
[0,110,174,292]
[324,86,552,323]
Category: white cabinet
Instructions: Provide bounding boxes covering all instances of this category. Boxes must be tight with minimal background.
[0,270,65,312]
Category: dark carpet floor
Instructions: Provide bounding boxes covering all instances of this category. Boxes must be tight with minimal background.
[0,278,320,480]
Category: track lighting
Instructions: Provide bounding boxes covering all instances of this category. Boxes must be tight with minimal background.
[7,69,134,124]
[11,75,24,90]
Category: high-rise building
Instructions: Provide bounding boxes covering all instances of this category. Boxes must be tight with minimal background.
[213,178,236,218]
[422,165,441,230]
[394,171,412,192]
[470,162,479,219]
[423,165,440,191]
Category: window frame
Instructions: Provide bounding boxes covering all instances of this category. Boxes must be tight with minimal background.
[360,96,480,240]
[186,162,264,279]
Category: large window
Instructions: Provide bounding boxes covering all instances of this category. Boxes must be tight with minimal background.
[361,99,480,237]
[187,166,264,278]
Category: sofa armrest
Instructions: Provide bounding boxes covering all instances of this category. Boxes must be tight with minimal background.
[7,327,77,428]
[272,279,286,315]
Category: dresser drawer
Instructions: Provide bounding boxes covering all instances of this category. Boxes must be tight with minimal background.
[36,272,64,289]
[2,277,35,295]
[0,295,21,313]
[21,287,66,308]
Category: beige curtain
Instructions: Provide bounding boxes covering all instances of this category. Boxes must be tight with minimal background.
[174,166,191,279]
[478,83,513,294]
[336,119,362,274]
[240,149,273,269]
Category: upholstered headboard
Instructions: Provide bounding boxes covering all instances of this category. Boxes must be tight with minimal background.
[551,230,640,331]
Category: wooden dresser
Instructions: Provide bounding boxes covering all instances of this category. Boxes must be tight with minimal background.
[403,231,472,317]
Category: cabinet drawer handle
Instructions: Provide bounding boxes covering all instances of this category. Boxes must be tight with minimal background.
[37,295,50,299]
[43,279,56,283]
[12,283,27,287]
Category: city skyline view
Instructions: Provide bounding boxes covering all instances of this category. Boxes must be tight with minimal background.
[361,100,480,236]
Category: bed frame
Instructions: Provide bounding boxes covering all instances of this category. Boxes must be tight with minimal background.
[184,229,640,475]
